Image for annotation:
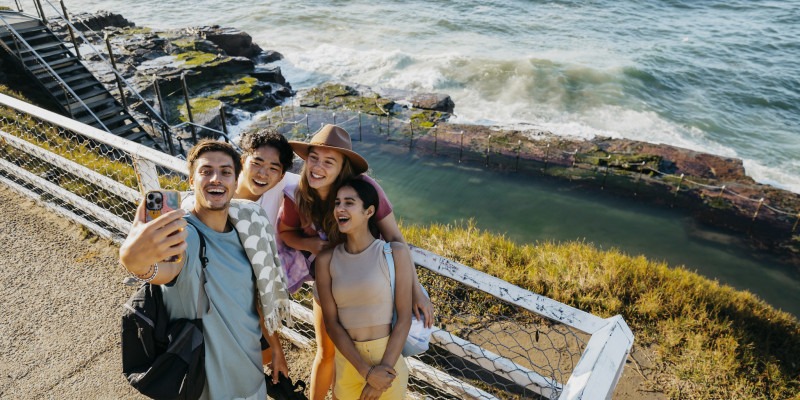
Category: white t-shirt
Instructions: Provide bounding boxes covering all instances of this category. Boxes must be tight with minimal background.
[181,172,300,234]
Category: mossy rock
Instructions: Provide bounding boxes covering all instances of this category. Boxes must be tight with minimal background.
[178,97,222,122]
[410,110,445,129]
[300,83,394,115]
[210,76,264,106]
[577,150,661,170]
[707,197,734,210]
[175,51,224,67]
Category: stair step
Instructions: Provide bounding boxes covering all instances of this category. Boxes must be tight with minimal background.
[19,31,54,43]
[121,130,147,142]
[98,113,131,128]
[69,81,104,93]
[77,104,123,123]
[0,25,46,39]
[71,96,116,113]
[65,90,109,107]
[51,84,105,102]
[21,41,62,53]
[28,57,75,72]
[22,48,70,61]
[37,63,85,80]
[113,122,141,135]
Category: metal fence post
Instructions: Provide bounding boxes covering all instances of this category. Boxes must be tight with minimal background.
[409,122,414,150]
[60,0,80,59]
[34,0,47,24]
[219,106,229,143]
[515,140,521,172]
[152,76,175,156]
[358,112,362,141]
[543,143,550,172]
[671,173,685,208]
[748,198,764,233]
[792,212,800,233]
[105,35,128,111]
[459,131,464,163]
[181,73,197,143]
[601,155,612,189]
[433,129,438,156]
[485,134,491,166]
[634,162,644,196]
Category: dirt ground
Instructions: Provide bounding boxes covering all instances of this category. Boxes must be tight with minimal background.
[0,181,664,399]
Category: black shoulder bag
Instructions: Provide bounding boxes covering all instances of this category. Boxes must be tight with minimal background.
[121,221,209,400]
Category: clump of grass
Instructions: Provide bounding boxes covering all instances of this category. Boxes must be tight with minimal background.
[401,220,800,399]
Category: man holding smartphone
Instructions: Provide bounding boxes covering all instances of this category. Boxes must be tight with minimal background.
[119,139,281,399]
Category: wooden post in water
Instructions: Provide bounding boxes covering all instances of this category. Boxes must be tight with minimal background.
[543,143,550,172]
[105,35,128,111]
[332,112,336,125]
[152,76,175,156]
[515,140,521,172]
[358,112,362,141]
[181,73,197,143]
[572,149,578,168]
[219,106,229,143]
[459,131,464,163]
[306,114,310,136]
[671,173,685,208]
[601,155,612,189]
[747,198,764,233]
[792,212,800,233]
[60,0,80,60]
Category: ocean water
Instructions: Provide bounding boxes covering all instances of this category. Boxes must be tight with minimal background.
[59,0,800,193]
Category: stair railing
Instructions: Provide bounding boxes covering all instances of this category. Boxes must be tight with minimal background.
[0,12,109,132]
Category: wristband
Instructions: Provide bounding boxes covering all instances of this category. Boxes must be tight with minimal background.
[365,365,375,381]
[132,264,158,283]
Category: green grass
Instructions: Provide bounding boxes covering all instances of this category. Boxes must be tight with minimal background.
[401,220,800,399]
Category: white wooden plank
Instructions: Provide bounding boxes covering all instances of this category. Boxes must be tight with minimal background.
[431,328,561,397]
[0,157,131,232]
[0,130,140,202]
[289,301,314,325]
[279,326,314,349]
[133,157,161,194]
[559,316,634,400]
[0,93,186,174]
[405,357,499,400]
[410,246,606,334]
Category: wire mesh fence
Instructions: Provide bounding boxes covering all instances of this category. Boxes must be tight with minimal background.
[0,92,631,399]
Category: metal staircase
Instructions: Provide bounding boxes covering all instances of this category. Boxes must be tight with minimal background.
[0,11,150,144]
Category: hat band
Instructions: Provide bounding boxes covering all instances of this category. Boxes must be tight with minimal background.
[309,141,349,148]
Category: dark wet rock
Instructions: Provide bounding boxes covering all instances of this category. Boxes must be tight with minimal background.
[258,50,284,63]
[197,26,263,59]
[252,66,287,85]
[374,88,455,113]
[56,10,133,32]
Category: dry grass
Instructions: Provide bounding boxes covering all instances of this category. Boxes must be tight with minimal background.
[401,220,800,399]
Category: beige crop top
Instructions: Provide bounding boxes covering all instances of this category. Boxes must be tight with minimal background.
[330,239,394,330]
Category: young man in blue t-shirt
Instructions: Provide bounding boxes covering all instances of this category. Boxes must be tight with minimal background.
[120,140,283,399]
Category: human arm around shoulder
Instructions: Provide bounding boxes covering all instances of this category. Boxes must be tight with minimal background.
[119,199,188,285]
[277,195,329,255]
[380,241,413,368]
[375,212,434,328]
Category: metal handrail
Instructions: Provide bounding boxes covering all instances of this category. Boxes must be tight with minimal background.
[39,0,169,128]
[0,12,109,131]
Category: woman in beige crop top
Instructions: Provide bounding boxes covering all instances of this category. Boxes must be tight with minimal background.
[316,179,413,400]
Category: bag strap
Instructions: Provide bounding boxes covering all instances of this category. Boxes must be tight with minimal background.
[383,242,398,326]
[185,219,209,320]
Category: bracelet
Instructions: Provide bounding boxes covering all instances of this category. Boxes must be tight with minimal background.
[133,264,154,278]
[365,365,375,381]
[132,264,158,283]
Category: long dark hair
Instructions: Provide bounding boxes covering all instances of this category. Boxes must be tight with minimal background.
[330,178,380,244]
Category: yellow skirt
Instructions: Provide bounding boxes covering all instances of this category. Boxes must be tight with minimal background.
[333,335,408,400]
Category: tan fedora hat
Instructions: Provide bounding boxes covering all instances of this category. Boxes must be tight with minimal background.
[289,124,368,174]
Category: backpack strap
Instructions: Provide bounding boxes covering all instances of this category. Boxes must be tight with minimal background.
[384,242,398,326]
[185,220,209,319]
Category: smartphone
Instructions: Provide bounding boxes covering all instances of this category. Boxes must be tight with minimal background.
[144,190,182,263]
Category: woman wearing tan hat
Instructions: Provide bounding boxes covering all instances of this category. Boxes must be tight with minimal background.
[277,124,432,400]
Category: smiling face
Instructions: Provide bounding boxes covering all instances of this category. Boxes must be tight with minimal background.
[238,145,285,201]
[190,151,238,212]
[334,185,374,235]
[306,147,345,197]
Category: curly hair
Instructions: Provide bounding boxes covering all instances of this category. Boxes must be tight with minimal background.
[238,128,294,173]
[294,151,357,244]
